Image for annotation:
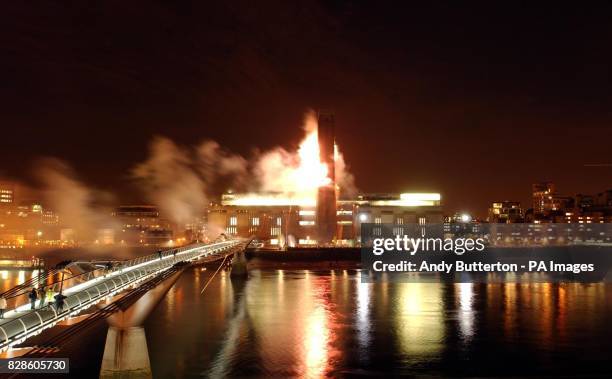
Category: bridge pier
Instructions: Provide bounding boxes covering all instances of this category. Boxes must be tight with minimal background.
[100,268,184,379]
[100,326,151,379]
[230,250,249,279]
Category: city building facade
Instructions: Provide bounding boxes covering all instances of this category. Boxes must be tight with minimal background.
[208,192,444,248]
[113,205,173,246]
[488,201,524,223]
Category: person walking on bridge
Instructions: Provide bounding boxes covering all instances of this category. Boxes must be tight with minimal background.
[105,262,113,277]
[46,287,54,306]
[0,296,7,318]
[54,293,66,313]
[38,287,45,308]
[28,288,37,310]
[158,249,162,260]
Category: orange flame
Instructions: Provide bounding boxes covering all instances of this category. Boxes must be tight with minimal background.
[295,124,332,189]
[225,112,335,207]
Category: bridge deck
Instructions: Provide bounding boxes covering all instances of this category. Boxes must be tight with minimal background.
[0,240,242,352]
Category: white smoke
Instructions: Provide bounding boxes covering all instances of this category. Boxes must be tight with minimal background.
[196,140,248,189]
[132,111,358,222]
[132,137,208,225]
[335,146,357,199]
[24,111,357,245]
[132,137,250,225]
[253,147,300,192]
[36,158,117,240]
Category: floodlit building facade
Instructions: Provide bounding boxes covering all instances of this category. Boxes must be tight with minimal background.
[207,192,443,248]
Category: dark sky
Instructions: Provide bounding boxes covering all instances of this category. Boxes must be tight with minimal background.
[1,1,611,216]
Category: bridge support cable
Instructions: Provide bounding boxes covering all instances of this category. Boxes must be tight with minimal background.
[200,255,230,295]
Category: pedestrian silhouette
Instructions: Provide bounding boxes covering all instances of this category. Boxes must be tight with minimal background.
[28,288,37,310]
[54,293,66,313]
[0,296,7,318]
[38,287,45,308]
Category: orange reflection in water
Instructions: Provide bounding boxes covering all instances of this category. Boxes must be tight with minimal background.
[0,269,40,291]
[556,284,567,341]
[303,297,330,377]
[503,283,517,337]
[298,272,341,378]
[538,283,553,347]
[246,270,341,378]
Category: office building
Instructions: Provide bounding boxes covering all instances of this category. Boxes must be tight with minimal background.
[0,181,15,206]
[488,201,524,223]
[113,205,173,245]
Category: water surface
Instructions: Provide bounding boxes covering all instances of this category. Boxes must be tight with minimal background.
[143,268,612,378]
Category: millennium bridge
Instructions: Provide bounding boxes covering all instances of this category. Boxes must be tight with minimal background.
[0,239,246,368]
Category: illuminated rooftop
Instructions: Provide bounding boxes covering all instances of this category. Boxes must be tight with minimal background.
[221,192,316,207]
[220,192,441,207]
[358,193,441,207]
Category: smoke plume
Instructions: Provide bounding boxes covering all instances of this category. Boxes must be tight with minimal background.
[132,111,358,223]
[36,158,117,240]
[253,111,357,199]
[132,137,208,225]
[335,146,357,198]
[196,140,248,190]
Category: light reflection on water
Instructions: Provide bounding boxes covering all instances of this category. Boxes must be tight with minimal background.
[139,269,612,377]
[457,282,474,343]
[355,271,371,361]
[0,269,38,291]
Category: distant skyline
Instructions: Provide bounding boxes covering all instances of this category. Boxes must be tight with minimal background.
[1,2,611,216]
[1,174,608,220]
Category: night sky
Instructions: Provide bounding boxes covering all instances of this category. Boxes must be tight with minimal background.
[1,1,611,216]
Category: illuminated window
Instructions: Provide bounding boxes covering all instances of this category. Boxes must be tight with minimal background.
[418,217,426,225]
[299,238,317,245]
[276,217,282,226]
[374,217,382,224]
[252,217,260,226]
[229,216,237,226]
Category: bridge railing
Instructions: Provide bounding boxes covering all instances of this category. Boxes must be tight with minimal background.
[4,268,108,311]
[2,241,229,313]
[0,239,242,351]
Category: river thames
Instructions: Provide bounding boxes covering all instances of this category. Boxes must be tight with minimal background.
[2,267,612,378]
